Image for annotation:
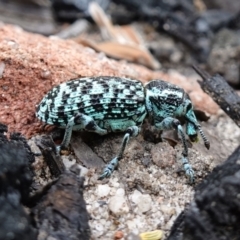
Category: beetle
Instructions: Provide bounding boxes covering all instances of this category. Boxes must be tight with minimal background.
[36,76,210,183]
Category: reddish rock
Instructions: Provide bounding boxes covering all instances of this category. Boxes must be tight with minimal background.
[0,24,218,138]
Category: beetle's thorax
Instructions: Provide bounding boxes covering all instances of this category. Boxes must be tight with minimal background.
[144,80,189,123]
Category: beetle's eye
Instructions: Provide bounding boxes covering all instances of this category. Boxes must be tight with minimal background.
[186,103,192,112]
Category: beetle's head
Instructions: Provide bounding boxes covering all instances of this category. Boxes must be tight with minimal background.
[145,80,210,149]
[145,80,191,120]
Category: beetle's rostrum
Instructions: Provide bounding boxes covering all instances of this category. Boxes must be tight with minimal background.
[36,76,210,183]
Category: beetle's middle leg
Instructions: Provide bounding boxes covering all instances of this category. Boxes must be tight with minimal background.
[98,126,140,180]
[58,113,107,152]
[155,117,195,183]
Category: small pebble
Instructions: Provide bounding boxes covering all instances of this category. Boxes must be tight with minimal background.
[0,62,5,78]
[78,165,89,177]
[116,188,125,196]
[159,205,176,216]
[97,184,111,198]
[62,156,76,169]
[114,230,124,239]
[131,190,152,213]
[41,69,51,79]
[108,195,129,215]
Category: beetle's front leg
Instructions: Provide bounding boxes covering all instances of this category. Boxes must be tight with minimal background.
[185,112,210,149]
[155,117,195,183]
[57,113,107,153]
[186,121,198,142]
[98,126,140,180]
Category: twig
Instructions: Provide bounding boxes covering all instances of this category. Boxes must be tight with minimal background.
[193,65,240,128]
[36,135,65,177]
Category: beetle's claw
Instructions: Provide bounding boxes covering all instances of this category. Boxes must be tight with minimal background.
[98,170,111,180]
[186,169,195,184]
[182,157,195,184]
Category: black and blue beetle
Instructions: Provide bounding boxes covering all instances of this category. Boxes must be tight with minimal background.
[36,77,210,183]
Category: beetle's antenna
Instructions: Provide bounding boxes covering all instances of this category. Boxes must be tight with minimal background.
[197,125,210,149]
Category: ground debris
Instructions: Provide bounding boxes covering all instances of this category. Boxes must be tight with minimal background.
[207,29,240,87]
[167,145,240,240]
[0,125,34,203]
[33,165,91,240]
[0,193,38,240]
[36,135,65,178]
[71,132,105,169]
[194,65,240,127]
[0,124,37,238]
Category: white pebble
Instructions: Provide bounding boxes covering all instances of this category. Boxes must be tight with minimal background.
[160,205,176,216]
[131,190,142,204]
[126,219,137,230]
[95,223,104,232]
[78,165,89,177]
[116,188,125,196]
[131,190,152,213]
[139,194,152,213]
[108,195,129,215]
[62,156,76,169]
[97,184,111,198]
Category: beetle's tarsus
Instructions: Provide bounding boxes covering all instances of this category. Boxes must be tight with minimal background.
[182,156,195,184]
[98,157,119,180]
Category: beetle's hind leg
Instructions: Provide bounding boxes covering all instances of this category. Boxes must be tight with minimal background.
[98,126,140,180]
[155,117,195,183]
[57,113,107,153]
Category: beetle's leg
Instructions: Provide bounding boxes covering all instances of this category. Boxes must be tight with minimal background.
[155,117,194,183]
[186,121,199,143]
[185,112,210,149]
[57,113,107,152]
[98,126,140,180]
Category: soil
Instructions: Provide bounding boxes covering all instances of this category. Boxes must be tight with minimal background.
[29,113,240,239]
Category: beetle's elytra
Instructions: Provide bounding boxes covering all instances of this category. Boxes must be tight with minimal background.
[36,76,210,183]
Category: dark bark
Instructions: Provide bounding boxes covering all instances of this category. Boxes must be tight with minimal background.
[167,145,240,240]
[0,126,34,203]
[36,135,65,178]
[33,165,91,240]
[0,193,38,240]
[193,65,240,127]
[71,132,105,169]
[0,123,37,239]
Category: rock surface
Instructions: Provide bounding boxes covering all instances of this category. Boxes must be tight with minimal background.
[0,23,218,138]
